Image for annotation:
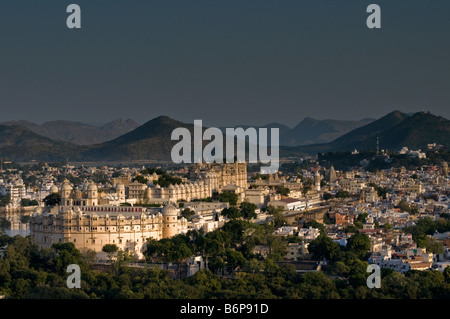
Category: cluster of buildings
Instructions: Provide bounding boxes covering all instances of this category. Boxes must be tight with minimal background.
[399,146,427,159]
[0,156,448,275]
[26,163,247,260]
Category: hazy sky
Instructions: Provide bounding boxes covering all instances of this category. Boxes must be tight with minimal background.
[0,0,449,127]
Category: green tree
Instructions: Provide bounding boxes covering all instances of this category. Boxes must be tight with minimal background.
[302,178,313,194]
[344,225,359,233]
[347,258,369,287]
[225,249,246,274]
[368,182,389,199]
[333,261,350,279]
[354,213,368,229]
[141,167,165,175]
[417,236,444,254]
[0,218,11,230]
[397,200,418,214]
[43,193,61,206]
[168,243,192,264]
[308,234,341,261]
[275,186,290,197]
[443,266,450,284]
[114,249,135,271]
[266,205,287,228]
[246,258,264,273]
[168,242,192,279]
[208,256,225,275]
[0,194,11,207]
[51,242,85,274]
[323,193,333,201]
[180,208,196,221]
[20,215,31,224]
[267,237,288,261]
[218,192,238,206]
[11,278,30,298]
[153,174,182,188]
[221,220,250,244]
[221,207,241,220]
[239,202,257,220]
[134,175,148,184]
[298,271,339,299]
[347,233,371,260]
[102,244,119,263]
[336,190,350,199]
[322,212,334,224]
[92,172,111,184]
[20,199,38,207]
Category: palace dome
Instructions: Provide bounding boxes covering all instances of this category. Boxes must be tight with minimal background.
[50,184,59,194]
[61,180,72,191]
[162,204,178,217]
[87,181,98,191]
[116,182,125,190]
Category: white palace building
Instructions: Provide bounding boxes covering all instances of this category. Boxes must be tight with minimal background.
[29,180,186,260]
[29,163,247,260]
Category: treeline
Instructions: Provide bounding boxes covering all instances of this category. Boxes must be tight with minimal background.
[403,216,450,254]
[0,194,11,207]
[1,229,449,299]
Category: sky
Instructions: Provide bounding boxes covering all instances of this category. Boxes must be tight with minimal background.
[0,0,449,128]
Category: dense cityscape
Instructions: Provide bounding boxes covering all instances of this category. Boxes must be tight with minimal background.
[1,1,450,309]
[0,143,449,299]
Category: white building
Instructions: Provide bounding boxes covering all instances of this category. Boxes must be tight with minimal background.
[297,227,320,242]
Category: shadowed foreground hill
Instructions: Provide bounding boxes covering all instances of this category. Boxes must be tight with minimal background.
[81,116,196,161]
[0,124,88,162]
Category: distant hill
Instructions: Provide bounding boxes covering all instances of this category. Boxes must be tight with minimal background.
[0,111,448,162]
[288,111,450,156]
[0,124,88,162]
[80,116,195,161]
[284,117,375,146]
[0,119,140,145]
[220,118,375,146]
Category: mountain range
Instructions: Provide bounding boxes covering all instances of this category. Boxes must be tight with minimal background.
[0,119,140,145]
[287,111,450,156]
[219,118,374,146]
[0,111,448,162]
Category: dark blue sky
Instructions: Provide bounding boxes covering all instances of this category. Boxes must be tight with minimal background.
[0,0,449,127]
